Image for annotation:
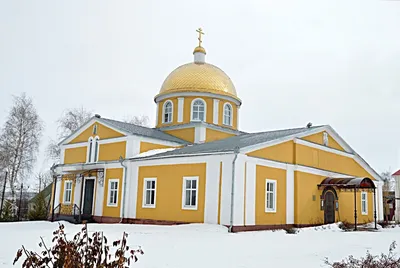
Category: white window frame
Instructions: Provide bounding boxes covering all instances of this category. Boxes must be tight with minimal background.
[87,137,93,163]
[191,98,206,122]
[162,100,173,124]
[93,136,100,162]
[182,176,199,210]
[361,191,368,215]
[142,178,157,208]
[223,103,233,126]
[323,132,329,146]
[265,179,277,213]
[63,180,73,204]
[107,179,119,207]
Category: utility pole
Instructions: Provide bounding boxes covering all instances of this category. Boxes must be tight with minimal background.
[0,171,7,217]
[17,183,23,221]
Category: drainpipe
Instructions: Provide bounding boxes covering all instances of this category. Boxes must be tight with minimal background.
[119,156,128,224]
[229,147,240,233]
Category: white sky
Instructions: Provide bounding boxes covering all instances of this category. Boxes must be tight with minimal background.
[1,0,400,182]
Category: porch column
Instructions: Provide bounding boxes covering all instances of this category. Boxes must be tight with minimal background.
[74,175,82,208]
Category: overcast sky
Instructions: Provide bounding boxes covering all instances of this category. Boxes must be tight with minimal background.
[1,0,400,181]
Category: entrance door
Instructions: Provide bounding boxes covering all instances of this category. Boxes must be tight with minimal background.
[324,191,335,224]
[83,179,95,215]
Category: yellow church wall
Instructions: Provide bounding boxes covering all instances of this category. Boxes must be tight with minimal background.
[337,191,374,224]
[156,96,238,130]
[102,168,123,218]
[295,144,373,178]
[139,141,174,153]
[64,146,87,164]
[69,122,125,144]
[247,141,294,164]
[165,128,195,143]
[205,129,235,142]
[136,163,206,223]
[302,132,345,152]
[294,171,325,224]
[98,141,126,161]
[255,165,286,225]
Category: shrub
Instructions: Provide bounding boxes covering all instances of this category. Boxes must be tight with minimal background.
[338,221,353,232]
[1,201,14,222]
[13,223,144,267]
[284,227,299,234]
[377,220,392,229]
[28,192,48,221]
[324,241,400,268]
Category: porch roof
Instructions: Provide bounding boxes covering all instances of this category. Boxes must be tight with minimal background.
[318,177,376,189]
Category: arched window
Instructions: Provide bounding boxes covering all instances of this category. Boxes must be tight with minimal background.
[223,103,233,126]
[87,137,93,163]
[163,100,173,123]
[93,136,99,162]
[191,99,206,121]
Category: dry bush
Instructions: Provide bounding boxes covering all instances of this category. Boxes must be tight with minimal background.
[284,227,299,234]
[338,221,354,232]
[324,241,400,268]
[13,223,143,267]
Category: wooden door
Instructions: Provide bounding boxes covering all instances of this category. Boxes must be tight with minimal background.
[83,180,95,215]
[324,191,335,224]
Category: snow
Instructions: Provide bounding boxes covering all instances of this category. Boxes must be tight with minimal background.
[131,148,177,159]
[1,221,400,267]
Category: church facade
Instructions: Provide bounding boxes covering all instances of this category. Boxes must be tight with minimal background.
[50,29,384,231]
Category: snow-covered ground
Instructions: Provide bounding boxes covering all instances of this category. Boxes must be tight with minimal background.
[1,221,399,267]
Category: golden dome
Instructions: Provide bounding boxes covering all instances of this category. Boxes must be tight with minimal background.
[193,46,206,54]
[156,62,239,101]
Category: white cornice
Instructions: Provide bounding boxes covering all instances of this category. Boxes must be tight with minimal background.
[154,91,242,106]
[294,138,354,158]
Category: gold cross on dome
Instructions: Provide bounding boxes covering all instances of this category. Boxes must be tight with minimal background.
[196,28,205,47]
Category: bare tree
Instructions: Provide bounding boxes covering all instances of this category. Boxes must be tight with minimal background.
[35,171,52,193]
[0,93,43,199]
[46,107,93,162]
[123,115,150,127]
[381,170,393,192]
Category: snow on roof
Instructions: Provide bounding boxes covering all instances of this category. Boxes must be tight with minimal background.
[392,169,400,176]
[131,148,177,159]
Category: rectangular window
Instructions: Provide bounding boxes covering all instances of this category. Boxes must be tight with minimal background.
[63,181,73,204]
[182,177,198,210]
[265,179,277,213]
[361,191,368,215]
[108,179,119,207]
[143,178,157,208]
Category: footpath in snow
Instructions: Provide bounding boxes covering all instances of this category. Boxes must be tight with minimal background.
[0,221,398,267]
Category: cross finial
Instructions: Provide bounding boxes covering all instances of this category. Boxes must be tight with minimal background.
[196,28,205,47]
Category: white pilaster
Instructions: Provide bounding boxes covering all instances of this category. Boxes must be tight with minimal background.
[194,126,206,143]
[54,178,61,208]
[395,175,400,222]
[237,106,240,129]
[125,136,135,158]
[204,161,221,223]
[377,181,384,221]
[245,161,256,225]
[126,162,139,219]
[94,175,105,217]
[286,165,295,224]
[178,97,184,123]
[155,103,159,126]
[220,158,233,225]
[213,99,220,124]
[74,175,82,207]
[233,156,246,226]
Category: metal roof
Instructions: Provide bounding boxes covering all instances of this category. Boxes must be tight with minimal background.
[130,125,325,159]
[99,118,189,144]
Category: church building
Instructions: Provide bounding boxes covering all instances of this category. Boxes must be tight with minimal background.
[50,29,384,231]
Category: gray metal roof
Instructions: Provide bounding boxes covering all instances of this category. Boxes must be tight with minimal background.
[132,125,325,159]
[99,118,189,144]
